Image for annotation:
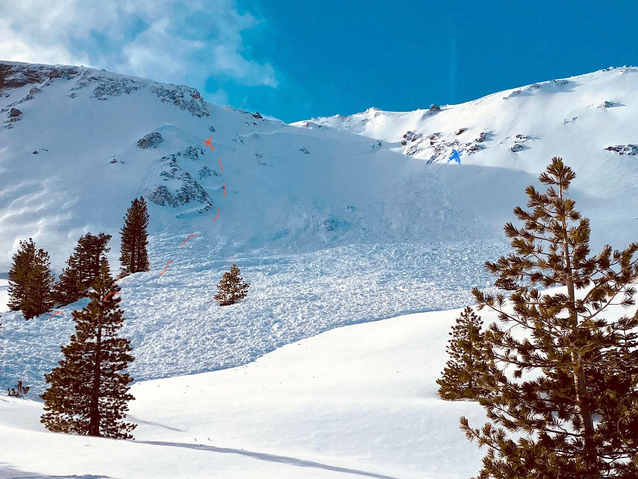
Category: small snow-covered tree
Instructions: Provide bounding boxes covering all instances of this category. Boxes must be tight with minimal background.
[437,307,490,400]
[214,264,250,306]
[7,380,30,398]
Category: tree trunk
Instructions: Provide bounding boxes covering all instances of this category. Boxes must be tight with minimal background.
[88,315,102,436]
[562,208,596,475]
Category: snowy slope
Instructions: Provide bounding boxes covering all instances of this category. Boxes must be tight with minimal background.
[0,307,489,479]
[2,61,638,395]
[299,67,638,247]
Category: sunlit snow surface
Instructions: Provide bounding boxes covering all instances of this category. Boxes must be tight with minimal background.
[0,306,492,479]
[0,237,506,393]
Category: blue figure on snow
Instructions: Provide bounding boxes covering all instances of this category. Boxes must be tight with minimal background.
[448,148,462,165]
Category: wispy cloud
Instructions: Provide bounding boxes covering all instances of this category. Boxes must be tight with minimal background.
[0,0,277,94]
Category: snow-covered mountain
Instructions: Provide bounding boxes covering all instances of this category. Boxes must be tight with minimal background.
[1,61,638,394]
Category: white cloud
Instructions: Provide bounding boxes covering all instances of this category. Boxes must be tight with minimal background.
[0,0,277,89]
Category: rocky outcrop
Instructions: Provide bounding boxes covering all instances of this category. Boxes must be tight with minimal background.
[137,132,164,149]
[92,77,141,98]
[0,62,209,117]
[147,186,179,207]
[148,149,215,213]
[198,166,220,179]
[150,84,209,118]
[605,144,638,156]
[177,146,205,161]
[3,107,22,129]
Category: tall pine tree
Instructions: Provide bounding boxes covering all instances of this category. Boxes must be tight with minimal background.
[214,264,250,306]
[53,232,111,306]
[8,238,55,320]
[119,197,150,277]
[436,306,490,400]
[41,262,135,439]
[462,158,638,479]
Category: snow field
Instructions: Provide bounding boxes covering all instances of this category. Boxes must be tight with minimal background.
[0,307,490,479]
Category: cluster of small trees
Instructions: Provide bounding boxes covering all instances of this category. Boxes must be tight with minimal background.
[437,158,638,478]
[5,197,148,439]
[8,197,150,320]
[4,194,251,439]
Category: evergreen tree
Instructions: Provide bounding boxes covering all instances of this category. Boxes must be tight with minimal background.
[53,261,84,307]
[119,197,150,277]
[41,262,135,439]
[462,158,638,479]
[436,306,490,400]
[214,264,250,306]
[8,238,55,319]
[75,233,112,288]
[53,232,111,306]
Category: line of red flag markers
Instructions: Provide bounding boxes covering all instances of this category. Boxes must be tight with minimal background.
[48,136,225,318]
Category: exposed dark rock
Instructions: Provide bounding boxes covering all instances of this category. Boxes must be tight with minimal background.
[137,132,164,149]
[598,101,614,108]
[466,144,484,155]
[299,148,309,155]
[32,151,38,155]
[252,112,263,119]
[209,126,216,132]
[198,166,220,179]
[401,131,423,146]
[151,152,215,212]
[503,90,522,99]
[178,146,205,160]
[8,108,22,118]
[151,84,209,118]
[92,77,141,98]
[429,104,440,113]
[109,159,117,164]
[454,128,467,136]
[148,186,179,207]
[510,143,526,153]
[605,144,638,156]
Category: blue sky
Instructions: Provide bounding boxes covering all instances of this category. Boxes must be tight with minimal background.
[1,0,637,122]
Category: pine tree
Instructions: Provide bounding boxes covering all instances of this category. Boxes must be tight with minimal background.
[53,260,84,307]
[8,238,55,320]
[75,233,112,289]
[119,197,150,277]
[53,233,111,306]
[462,158,638,479]
[214,264,250,306]
[41,262,135,439]
[436,306,490,400]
